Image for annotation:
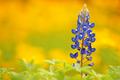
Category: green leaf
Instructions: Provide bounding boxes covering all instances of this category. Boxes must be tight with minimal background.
[108,66,120,80]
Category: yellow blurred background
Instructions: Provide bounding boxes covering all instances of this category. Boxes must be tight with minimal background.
[0,0,120,73]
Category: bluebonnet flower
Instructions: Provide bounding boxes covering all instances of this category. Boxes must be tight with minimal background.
[70,4,96,67]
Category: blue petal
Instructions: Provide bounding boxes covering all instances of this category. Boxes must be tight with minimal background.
[91,37,96,42]
[73,52,78,58]
[79,33,85,40]
[85,38,90,41]
[79,34,83,40]
[81,48,86,54]
[71,45,76,49]
[70,53,74,58]
[71,37,77,42]
[88,43,92,49]
[84,40,89,46]
[89,23,95,28]
[71,29,77,34]
[76,35,79,40]
[90,33,95,37]
[83,26,87,31]
[91,48,96,52]
[70,52,78,58]
[77,25,81,31]
[75,41,79,47]
[86,51,92,56]
[87,30,92,36]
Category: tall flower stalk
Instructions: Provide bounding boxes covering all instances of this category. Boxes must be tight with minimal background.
[70,4,96,77]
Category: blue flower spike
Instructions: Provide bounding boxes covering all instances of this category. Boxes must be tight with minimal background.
[70,3,96,72]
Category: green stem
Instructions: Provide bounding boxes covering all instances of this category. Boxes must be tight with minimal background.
[81,38,84,78]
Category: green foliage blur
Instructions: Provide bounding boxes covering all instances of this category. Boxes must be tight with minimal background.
[0,60,120,80]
